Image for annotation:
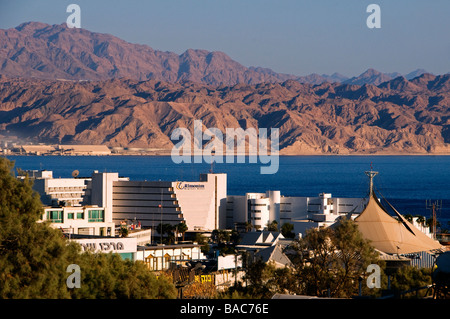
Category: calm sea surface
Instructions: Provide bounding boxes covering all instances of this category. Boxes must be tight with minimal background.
[5,155,450,223]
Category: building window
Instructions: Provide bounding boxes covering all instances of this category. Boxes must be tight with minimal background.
[88,209,105,222]
[77,212,84,219]
[47,210,63,223]
[67,213,74,219]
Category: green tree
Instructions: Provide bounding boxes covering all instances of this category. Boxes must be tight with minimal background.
[267,220,278,231]
[175,222,188,241]
[242,258,275,298]
[281,222,295,238]
[404,214,413,223]
[390,266,432,299]
[156,223,175,244]
[211,229,231,244]
[236,258,297,298]
[194,233,210,254]
[0,157,177,299]
[0,157,79,298]
[415,215,425,226]
[71,253,176,299]
[119,225,129,237]
[290,218,381,298]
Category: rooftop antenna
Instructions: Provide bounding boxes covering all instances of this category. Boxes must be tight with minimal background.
[365,162,378,197]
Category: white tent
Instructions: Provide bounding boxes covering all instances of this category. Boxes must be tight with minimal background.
[355,193,443,255]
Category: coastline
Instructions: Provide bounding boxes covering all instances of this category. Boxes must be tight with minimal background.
[5,152,450,157]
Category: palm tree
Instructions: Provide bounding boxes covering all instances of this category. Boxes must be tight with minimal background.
[404,214,413,223]
[156,223,175,244]
[267,220,278,231]
[416,215,426,226]
[176,222,188,241]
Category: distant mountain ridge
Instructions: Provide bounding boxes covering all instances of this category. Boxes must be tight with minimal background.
[0,22,439,86]
[0,72,449,155]
[1,21,449,155]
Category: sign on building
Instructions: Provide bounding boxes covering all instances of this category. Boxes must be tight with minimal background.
[73,238,137,254]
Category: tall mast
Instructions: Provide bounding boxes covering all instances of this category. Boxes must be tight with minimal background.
[365,163,378,197]
[426,200,442,240]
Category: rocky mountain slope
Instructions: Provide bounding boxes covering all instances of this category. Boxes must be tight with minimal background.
[0,73,449,154]
[0,22,434,86]
[0,22,295,86]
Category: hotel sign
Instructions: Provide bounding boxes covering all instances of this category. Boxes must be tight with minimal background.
[73,238,137,254]
[175,182,206,190]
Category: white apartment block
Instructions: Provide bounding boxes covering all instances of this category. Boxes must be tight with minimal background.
[227,191,367,236]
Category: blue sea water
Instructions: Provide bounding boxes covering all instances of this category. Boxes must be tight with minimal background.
[5,155,450,225]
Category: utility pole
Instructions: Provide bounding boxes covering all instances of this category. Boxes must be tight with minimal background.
[426,200,441,239]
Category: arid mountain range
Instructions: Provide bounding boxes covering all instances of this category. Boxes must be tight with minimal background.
[0,22,449,155]
[0,22,434,86]
[1,73,449,154]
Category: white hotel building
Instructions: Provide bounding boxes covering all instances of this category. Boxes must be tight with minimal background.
[22,169,228,235]
[21,170,118,236]
[23,169,366,238]
[84,171,227,231]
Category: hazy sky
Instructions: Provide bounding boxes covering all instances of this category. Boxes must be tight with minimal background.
[0,0,449,77]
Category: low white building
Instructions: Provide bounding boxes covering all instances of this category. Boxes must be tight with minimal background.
[21,169,118,236]
[41,205,116,236]
[136,243,207,271]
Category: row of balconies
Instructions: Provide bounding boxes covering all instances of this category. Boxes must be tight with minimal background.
[47,187,86,192]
